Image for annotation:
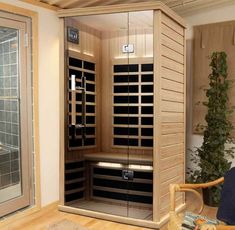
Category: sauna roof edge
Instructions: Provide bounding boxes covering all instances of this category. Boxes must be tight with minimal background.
[57,2,187,29]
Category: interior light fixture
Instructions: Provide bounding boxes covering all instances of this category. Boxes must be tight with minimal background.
[83,51,94,57]
[128,164,153,171]
[97,162,123,168]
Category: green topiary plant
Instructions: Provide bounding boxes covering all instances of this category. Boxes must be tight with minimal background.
[188,51,235,206]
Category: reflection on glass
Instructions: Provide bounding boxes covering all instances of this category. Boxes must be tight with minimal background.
[0,26,21,203]
[64,10,153,221]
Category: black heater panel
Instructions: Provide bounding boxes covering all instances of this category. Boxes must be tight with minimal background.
[64,160,85,204]
[92,165,153,205]
[67,53,96,149]
[113,62,154,149]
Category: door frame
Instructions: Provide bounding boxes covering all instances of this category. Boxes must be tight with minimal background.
[0,2,40,225]
[0,16,30,217]
[0,11,32,218]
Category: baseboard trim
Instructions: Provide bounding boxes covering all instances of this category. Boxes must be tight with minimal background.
[158,203,186,227]
[59,204,159,229]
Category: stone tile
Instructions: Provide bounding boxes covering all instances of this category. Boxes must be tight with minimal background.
[0,122,6,132]
[10,52,17,64]
[0,100,4,111]
[12,135,18,147]
[11,76,17,88]
[0,153,10,163]
[10,88,17,96]
[3,42,9,53]
[12,171,20,184]
[11,112,18,123]
[5,100,10,111]
[11,159,19,172]
[0,66,3,77]
[11,150,18,160]
[0,78,3,87]
[5,112,11,122]
[11,124,18,135]
[3,65,10,76]
[10,40,17,52]
[11,64,17,76]
[4,88,10,96]
[3,53,9,65]
[5,134,11,145]
[0,54,3,65]
[0,132,6,143]
[0,111,5,121]
[0,173,11,188]
[4,77,11,88]
[11,101,18,111]
[0,161,10,175]
[6,122,11,133]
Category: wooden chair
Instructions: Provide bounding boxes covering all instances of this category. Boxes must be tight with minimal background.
[168,177,235,230]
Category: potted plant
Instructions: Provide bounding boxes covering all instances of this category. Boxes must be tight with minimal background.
[188,51,235,206]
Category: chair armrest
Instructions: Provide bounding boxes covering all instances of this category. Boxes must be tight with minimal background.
[170,177,224,214]
[178,177,224,190]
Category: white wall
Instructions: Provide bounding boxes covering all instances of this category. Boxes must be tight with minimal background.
[185,3,235,40]
[183,3,235,170]
[0,0,60,207]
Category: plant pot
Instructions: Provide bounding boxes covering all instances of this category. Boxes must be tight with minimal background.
[202,188,220,207]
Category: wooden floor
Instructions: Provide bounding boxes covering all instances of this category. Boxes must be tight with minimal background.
[1,194,218,230]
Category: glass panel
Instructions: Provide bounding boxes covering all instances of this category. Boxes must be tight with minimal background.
[127,10,154,221]
[65,12,129,217]
[64,10,154,221]
[0,26,22,203]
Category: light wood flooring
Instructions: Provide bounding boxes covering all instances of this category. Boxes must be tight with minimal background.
[1,194,218,230]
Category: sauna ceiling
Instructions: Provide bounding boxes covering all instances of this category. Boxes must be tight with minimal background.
[77,11,153,31]
[21,0,234,15]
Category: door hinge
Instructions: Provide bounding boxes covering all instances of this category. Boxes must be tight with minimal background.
[24,33,28,47]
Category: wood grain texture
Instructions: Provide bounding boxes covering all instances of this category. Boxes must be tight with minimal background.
[101,30,153,154]
[20,0,60,10]
[57,1,186,29]
[64,18,101,160]
[60,5,185,228]
[158,12,185,221]
[20,0,234,20]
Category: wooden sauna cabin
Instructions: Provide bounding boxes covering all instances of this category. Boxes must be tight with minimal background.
[58,2,186,228]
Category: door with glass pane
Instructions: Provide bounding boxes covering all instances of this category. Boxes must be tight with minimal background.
[64,11,154,220]
[0,14,31,217]
[126,11,154,220]
[64,12,130,217]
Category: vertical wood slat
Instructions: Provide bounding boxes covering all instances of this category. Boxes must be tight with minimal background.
[183,23,187,211]
[153,10,162,223]
[66,18,101,57]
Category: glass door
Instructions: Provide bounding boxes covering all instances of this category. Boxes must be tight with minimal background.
[64,10,154,221]
[126,10,154,220]
[0,14,31,217]
[64,12,130,217]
